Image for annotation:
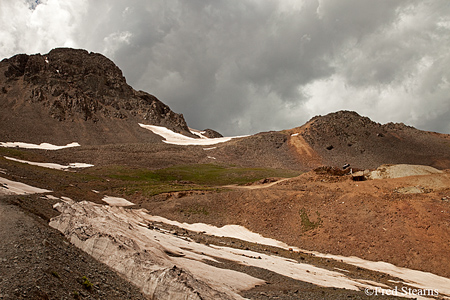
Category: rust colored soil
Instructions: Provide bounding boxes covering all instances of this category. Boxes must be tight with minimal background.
[137,171,450,279]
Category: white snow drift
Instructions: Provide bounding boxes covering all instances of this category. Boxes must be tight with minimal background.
[4,156,93,171]
[139,123,246,145]
[0,177,52,195]
[0,142,80,150]
[102,195,135,206]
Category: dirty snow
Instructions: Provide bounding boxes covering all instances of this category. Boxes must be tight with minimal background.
[50,201,261,299]
[0,142,80,150]
[139,124,246,145]
[102,195,135,206]
[189,128,207,138]
[306,252,450,298]
[145,215,292,249]
[47,198,450,299]
[4,156,93,171]
[49,200,450,299]
[369,164,443,179]
[0,177,52,195]
[145,214,450,298]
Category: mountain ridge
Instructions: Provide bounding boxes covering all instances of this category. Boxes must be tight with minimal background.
[287,110,450,170]
[2,48,450,170]
[0,48,195,144]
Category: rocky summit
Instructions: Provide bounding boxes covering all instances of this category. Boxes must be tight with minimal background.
[0,48,193,145]
[287,110,450,170]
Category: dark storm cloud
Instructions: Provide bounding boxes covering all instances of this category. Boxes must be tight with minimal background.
[1,0,449,135]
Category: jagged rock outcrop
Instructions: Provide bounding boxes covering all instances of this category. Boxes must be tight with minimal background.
[201,128,223,138]
[0,48,195,145]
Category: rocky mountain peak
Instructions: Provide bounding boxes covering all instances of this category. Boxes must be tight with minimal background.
[294,110,450,169]
[4,48,133,101]
[0,48,196,144]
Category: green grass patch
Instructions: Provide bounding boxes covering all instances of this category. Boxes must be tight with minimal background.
[181,205,210,217]
[299,208,322,232]
[0,147,28,159]
[101,164,300,186]
[91,163,301,198]
[121,182,219,197]
[81,276,93,289]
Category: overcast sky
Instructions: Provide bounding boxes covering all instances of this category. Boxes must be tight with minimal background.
[1,0,449,135]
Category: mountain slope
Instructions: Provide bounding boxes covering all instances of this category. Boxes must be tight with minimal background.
[0,48,193,145]
[2,48,449,171]
[287,111,450,170]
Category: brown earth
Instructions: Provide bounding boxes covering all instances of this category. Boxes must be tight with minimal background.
[30,130,306,171]
[1,143,449,298]
[134,170,450,279]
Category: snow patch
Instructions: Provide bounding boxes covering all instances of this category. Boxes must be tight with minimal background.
[306,252,450,298]
[0,142,80,150]
[368,164,443,179]
[139,124,246,146]
[4,157,93,171]
[144,215,294,249]
[189,128,207,138]
[49,199,450,298]
[147,215,450,298]
[50,201,261,299]
[0,177,52,195]
[102,195,135,206]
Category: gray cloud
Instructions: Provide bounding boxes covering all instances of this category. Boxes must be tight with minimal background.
[1,0,449,135]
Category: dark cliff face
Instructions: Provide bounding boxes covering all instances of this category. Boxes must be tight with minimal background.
[0,48,194,144]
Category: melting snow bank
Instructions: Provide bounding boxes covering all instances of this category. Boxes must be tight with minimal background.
[49,200,450,299]
[50,201,259,300]
[368,164,443,179]
[4,157,93,171]
[142,216,450,298]
[0,177,52,195]
[0,142,80,150]
[102,195,135,206]
[305,253,450,298]
[146,215,292,249]
[139,123,246,145]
